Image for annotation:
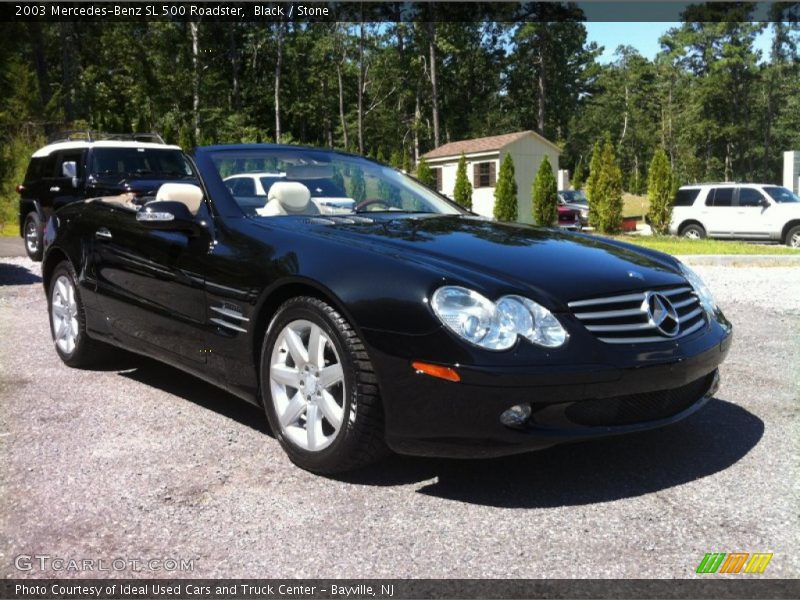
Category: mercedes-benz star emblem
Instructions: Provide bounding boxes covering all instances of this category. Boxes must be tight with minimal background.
[644,292,680,337]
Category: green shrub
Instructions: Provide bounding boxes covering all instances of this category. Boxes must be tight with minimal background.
[493,154,518,222]
[415,157,436,188]
[453,154,472,210]
[591,135,624,233]
[646,147,674,235]
[532,155,558,226]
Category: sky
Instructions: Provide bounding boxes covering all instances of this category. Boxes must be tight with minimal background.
[584,22,775,64]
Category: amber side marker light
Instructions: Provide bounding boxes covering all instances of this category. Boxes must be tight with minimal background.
[411,361,461,382]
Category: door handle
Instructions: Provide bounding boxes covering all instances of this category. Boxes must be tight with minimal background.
[95,228,113,240]
[49,186,60,192]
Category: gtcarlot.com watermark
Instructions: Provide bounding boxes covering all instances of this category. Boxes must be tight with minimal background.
[14,554,194,573]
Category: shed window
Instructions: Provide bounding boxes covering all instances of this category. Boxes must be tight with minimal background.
[473,161,496,188]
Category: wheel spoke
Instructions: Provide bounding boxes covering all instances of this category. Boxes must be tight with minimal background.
[56,280,68,302]
[280,392,307,428]
[284,327,308,367]
[306,403,323,450]
[52,303,66,318]
[271,364,302,388]
[307,324,325,367]
[317,390,343,429]
[318,363,343,389]
[56,320,69,341]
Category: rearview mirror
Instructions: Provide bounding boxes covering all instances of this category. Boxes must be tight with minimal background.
[136,200,197,231]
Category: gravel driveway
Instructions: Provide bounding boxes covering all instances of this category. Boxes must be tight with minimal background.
[1,257,798,579]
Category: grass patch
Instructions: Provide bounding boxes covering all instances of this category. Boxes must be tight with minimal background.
[0,222,18,237]
[613,235,799,255]
[622,193,649,219]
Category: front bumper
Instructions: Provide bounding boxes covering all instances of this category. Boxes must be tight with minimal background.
[364,322,732,458]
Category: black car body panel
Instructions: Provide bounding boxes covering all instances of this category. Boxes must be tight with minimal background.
[42,144,732,458]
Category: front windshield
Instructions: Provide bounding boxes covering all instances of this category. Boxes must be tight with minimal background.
[211,148,463,217]
[763,186,800,203]
[91,148,195,179]
[560,190,587,204]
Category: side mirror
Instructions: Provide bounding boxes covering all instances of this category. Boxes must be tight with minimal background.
[761,197,771,208]
[136,200,197,231]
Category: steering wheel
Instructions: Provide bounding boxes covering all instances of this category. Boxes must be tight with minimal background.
[354,198,394,212]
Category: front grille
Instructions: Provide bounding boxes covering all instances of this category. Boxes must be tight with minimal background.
[568,285,705,344]
[562,373,714,427]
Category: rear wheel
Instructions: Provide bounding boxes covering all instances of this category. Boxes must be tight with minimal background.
[48,262,102,367]
[23,212,43,261]
[261,296,386,474]
[785,225,800,248]
[681,223,705,240]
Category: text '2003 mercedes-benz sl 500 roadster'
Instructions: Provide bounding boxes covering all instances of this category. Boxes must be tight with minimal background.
[42,144,732,474]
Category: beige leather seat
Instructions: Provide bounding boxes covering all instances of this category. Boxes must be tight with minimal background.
[155,183,204,215]
[256,181,319,216]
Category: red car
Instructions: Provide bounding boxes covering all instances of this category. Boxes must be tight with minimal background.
[557,206,581,231]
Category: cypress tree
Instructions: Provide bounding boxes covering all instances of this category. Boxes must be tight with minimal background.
[585,140,602,224]
[493,154,518,222]
[572,159,585,190]
[532,155,558,226]
[646,147,674,235]
[415,157,436,188]
[453,154,473,209]
[593,135,624,233]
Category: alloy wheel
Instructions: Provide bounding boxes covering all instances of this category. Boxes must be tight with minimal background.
[25,220,39,254]
[51,275,79,354]
[269,319,346,452]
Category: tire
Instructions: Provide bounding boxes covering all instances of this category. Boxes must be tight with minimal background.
[681,223,706,240]
[23,212,43,261]
[785,225,800,248]
[260,296,387,474]
[47,261,103,368]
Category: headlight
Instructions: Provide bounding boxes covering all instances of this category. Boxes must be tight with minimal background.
[430,286,568,350]
[679,263,717,316]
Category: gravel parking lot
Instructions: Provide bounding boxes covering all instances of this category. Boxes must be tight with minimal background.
[0,256,798,579]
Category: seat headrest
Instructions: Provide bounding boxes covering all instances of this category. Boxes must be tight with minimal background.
[155,183,204,215]
[268,181,311,211]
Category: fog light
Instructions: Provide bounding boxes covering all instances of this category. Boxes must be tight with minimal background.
[500,403,531,428]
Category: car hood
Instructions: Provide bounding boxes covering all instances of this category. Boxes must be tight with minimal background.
[260,215,687,306]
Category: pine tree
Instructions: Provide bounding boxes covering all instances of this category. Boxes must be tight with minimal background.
[584,140,602,225]
[646,147,674,235]
[415,157,436,188]
[493,154,518,222]
[453,154,472,209]
[178,123,194,151]
[592,135,624,233]
[532,155,558,226]
[572,159,585,190]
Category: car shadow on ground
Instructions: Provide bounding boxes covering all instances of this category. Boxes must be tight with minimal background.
[0,262,42,286]
[104,354,763,507]
[110,353,270,435]
[344,398,763,507]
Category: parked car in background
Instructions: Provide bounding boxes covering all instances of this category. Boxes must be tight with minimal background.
[558,189,590,226]
[224,171,356,215]
[557,205,581,231]
[669,183,800,247]
[41,143,731,474]
[16,131,196,260]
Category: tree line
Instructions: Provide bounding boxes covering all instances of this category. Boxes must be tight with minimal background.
[2,6,800,230]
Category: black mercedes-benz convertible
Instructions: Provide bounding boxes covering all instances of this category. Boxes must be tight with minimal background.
[42,144,732,473]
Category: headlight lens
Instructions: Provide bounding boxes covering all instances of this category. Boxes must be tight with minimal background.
[431,286,568,350]
[679,263,717,316]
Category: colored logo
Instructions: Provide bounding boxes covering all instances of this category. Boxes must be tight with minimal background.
[696,552,773,574]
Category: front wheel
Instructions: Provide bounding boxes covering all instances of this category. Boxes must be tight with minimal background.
[48,262,102,367]
[23,212,43,261]
[261,296,386,474]
[785,225,800,248]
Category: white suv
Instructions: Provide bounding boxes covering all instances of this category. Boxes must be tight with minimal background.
[669,183,800,247]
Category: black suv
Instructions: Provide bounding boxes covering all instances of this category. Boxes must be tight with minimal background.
[17,132,197,260]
